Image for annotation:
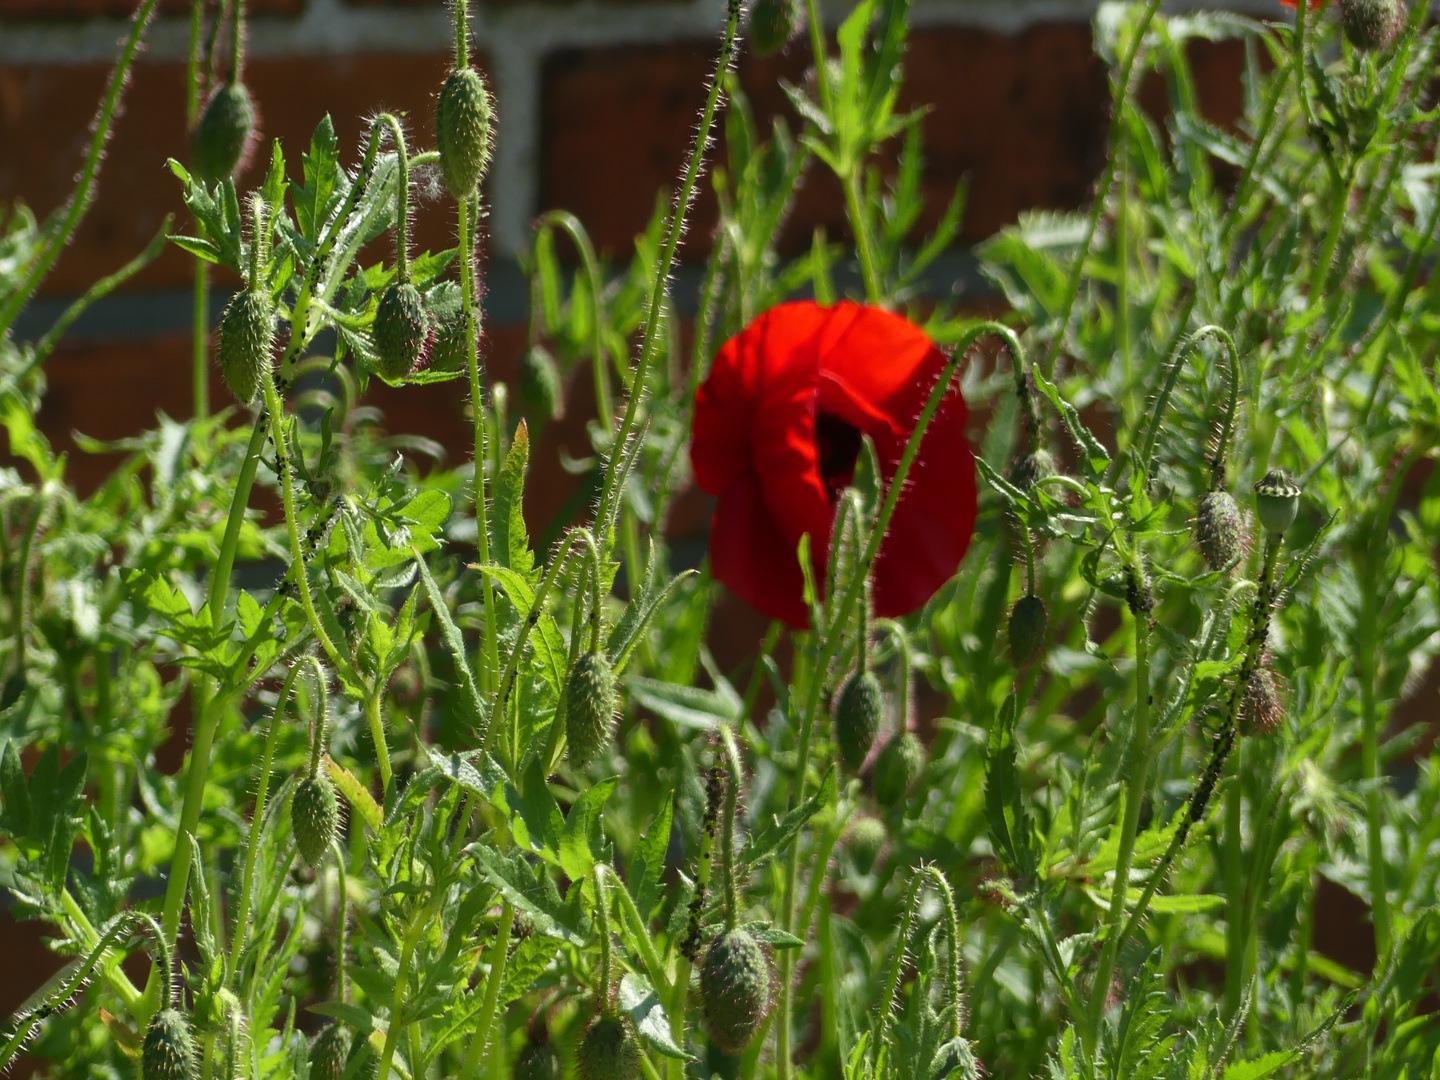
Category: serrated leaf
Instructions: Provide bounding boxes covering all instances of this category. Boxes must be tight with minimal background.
[629,792,673,922]
[414,556,488,738]
[325,755,381,832]
[492,421,535,578]
[558,777,617,883]
[619,973,691,1060]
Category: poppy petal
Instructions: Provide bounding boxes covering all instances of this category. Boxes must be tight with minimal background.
[709,470,811,628]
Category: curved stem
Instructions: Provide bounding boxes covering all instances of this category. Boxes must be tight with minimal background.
[534,211,610,427]
[376,114,411,281]
[717,724,743,930]
[1135,325,1240,490]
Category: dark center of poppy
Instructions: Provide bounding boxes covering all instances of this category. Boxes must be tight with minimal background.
[815,412,862,499]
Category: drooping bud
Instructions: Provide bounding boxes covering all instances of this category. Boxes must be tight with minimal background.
[373,281,432,381]
[1253,468,1301,537]
[291,771,339,869]
[846,815,887,875]
[1239,665,1283,735]
[1007,594,1047,667]
[748,0,806,56]
[700,927,773,1053]
[1338,0,1404,51]
[435,67,495,199]
[833,670,883,774]
[577,1013,641,1080]
[1194,489,1245,571]
[191,81,257,185]
[517,344,564,422]
[565,651,618,769]
[141,1008,198,1080]
[871,731,924,808]
[217,287,274,407]
[308,1024,351,1080]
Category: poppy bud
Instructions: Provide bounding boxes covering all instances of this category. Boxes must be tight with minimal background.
[565,651,618,769]
[373,281,432,381]
[217,287,274,407]
[141,1008,198,1080]
[292,772,339,870]
[1338,0,1404,50]
[1007,594,1047,667]
[872,731,924,808]
[846,815,886,874]
[700,927,773,1053]
[428,283,470,373]
[308,1024,350,1080]
[833,670,883,774]
[1239,665,1283,735]
[1253,468,1301,536]
[748,0,805,56]
[436,67,494,199]
[577,1013,641,1080]
[513,1037,560,1080]
[191,81,256,185]
[517,344,563,422]
[1194,489,1245,571]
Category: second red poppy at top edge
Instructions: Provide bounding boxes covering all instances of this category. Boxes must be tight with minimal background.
[690,300,978,630]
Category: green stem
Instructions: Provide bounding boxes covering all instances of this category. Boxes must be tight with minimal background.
[718,724,743,930]
[842,168,881,303]
[596,0,742,538]
[459,193,501,694]
[458,903,515,1080]
[225,660,305,983]
[1222,754,1246,1016]
[534,211,610,427]
[1085,603,1152,1042]
[376,114,411,282]
[374,902,436,1080]
[365,687,392,795]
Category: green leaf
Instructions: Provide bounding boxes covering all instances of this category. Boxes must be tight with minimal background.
[626,677,741,732]
[492,421,535,578]
[470,564,568,694]
[294,115,342,244]
[470,846,589,945]
[741,922,805,950]
[619,973,692,1061]
[1220,1052,1295,1080]
[985,694,1038,878]
[325,756,381,833]
[414,556,488,738]
[558,777,617,883]
[740,768,836,870]
[629,792,673,922]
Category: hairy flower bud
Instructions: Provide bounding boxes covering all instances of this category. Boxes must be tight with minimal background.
[1338,0,1404,50]
[700,927,773,1053]
[577,1013,641,1080]
[436,67,494,198]
[217,287,273,407]
[833,669,883,773]
[373,282,432,381]
[872,731,924,808]
[517,344,563,422]
[1240,665,1283,735]
[308,1024,350,1080]
[292,772,339,869]
[565,651,618,769]
[1254,468,1302,536]
[191,81,256,185]
[142,1008,198,1080]
[1195,490,1245,571]
[749,0,806,56]
[1007,594,1047,667]
[846,815,886,874]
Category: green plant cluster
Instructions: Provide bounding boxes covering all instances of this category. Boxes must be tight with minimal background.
[2,0,1440,1078]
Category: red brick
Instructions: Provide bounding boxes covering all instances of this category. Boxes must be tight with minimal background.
[0,0,301,16]
[0,51,475,296]
[540,26,1121,259]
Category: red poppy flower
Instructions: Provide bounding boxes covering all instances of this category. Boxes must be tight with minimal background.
[691,300,977,629]
[1277,0,1326,9]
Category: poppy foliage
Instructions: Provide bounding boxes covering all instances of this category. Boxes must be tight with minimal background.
[691,300,977,629]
